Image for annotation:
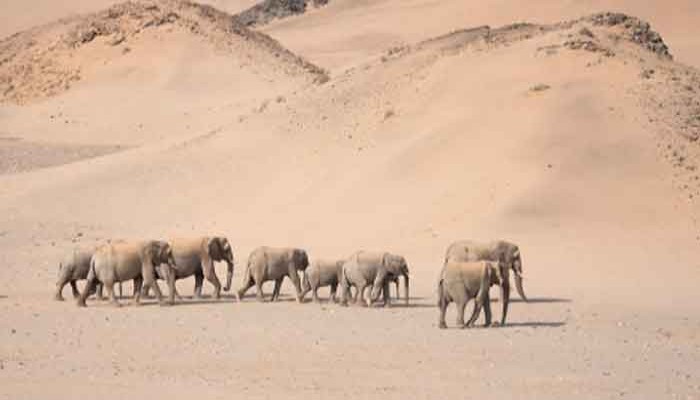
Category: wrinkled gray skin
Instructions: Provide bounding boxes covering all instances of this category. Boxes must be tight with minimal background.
[77,240,178,307]
[300,259,345,303]
[55,247,103,301]
[437,260,503,329]
[143,236,235,299]
[340,251,409,307]
[236,247,309,303]
[444,240,525,325]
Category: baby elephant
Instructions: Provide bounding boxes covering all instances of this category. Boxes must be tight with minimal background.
[437,260,503,329]
[55,247,103,301]
[300,259,345,303]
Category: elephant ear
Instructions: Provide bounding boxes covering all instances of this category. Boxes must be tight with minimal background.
[294,249,309,269]
[381,252,391,268]
[206,237,220,259]
[158,242,171,264]
[142,241,158,266]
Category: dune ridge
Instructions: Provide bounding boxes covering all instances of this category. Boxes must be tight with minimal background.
[0,0,328,104]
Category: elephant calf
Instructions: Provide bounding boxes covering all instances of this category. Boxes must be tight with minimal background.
[437,260,503,329]
[236,246,309,303]
[77,240,179,307]
[340,251,409,307]
[300,259,345,303]
[55,247,103,301]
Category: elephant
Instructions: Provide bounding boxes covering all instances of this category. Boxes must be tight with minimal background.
[340,251,409,307]
[54,247,103,301]
[236,246,309,303]
[77,240,178,307]
[300,258,345,303]
[142,236,235,299]
[444,240,525,325]
[437,260,504,329]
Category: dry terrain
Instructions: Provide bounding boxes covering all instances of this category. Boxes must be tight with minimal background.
[1,1,699,399]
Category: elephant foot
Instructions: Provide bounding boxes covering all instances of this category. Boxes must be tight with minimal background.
[54,294,65,302]
[457,323,466,329]
[76,301,87,308]
[439,322,447,329]
[159,301,173,307]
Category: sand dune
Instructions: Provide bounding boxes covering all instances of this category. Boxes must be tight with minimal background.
[0,1,699,399]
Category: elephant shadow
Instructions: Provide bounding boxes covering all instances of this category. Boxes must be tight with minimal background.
[492,297,572,304]
[441,321,567,329]
[498,321,567,328]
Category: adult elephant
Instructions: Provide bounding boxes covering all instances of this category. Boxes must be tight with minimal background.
[444,240,525,325]
[143,236,235,299]
[77,240,178,307]
[236,246,309,303]
[340,251,409,307]
[54,247,103,301]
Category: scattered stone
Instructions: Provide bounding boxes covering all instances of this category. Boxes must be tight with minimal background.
[588,12,672,58]
[641,69,655,79]
[579,27,595,38]
[235,0,330,27]
[530,83,551,92]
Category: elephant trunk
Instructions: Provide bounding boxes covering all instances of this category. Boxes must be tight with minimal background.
[403,273,409,306]
[224,260,234,292]
[514,271,527,301]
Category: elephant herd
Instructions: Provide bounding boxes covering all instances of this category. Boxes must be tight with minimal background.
[55,236,527,328]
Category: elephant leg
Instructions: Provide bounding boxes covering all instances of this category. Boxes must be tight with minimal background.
[255,279,265,302]
[352,286,360,304]
[288,271,303,303]
[202,260,222,299]
[271,278,283,302]
[132,277,143,304]
[499,282,510,326]
[70,280,80,299]
[96,282,105,300]
[142,266,165,305]
[395,279,400,300]
[312,286,320,303]
[193,270,204,299]
[356,284,367,307]
[456,299,467,329]
[382,280,391,308]
[438,297,449,329]
[466,298,481,327]
[237,276,255,302]
[339,279,350,306]
[483,292,493,327]
[54,278,68,301]
[105,281,120,307]
[329,283,338,303]
[77,276,97,307]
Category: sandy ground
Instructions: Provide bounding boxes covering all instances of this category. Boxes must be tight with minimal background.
[1,1,699,399]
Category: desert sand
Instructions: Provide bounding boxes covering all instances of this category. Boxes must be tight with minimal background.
[0,1,699,399]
